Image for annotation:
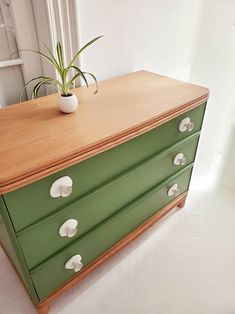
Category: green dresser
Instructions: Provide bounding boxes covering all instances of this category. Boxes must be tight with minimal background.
[0,71,209,313]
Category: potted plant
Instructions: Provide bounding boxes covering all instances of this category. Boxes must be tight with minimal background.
[18,35,103,113]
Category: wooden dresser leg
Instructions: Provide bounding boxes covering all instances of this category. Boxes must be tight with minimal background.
[177,197,187,209]
[37,304,49,314]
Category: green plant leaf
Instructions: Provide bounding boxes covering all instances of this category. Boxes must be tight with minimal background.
[83,71,98,94]
[20,75,51,101]
[11,49,63,75]
[66,72,85,92]
[70,66,89,87]
[42,43,61,73]
[20,76,64,102]
[32,79,56,99]
[68,35,103,67]
[62,66,89,93]
[61,67,70,85]
[16,36,103,100]
[56,42,65,70]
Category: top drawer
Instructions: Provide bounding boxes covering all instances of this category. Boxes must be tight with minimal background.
[3,103,206,231]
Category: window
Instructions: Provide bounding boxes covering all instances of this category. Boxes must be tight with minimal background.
[0,0,19,61]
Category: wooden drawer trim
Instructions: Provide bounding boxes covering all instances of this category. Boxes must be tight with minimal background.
[0,95,208,194]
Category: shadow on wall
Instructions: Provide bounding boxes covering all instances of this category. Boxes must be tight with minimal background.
[218,124,235,192]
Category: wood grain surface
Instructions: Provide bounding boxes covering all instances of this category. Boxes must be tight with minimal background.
[0,71,208,193]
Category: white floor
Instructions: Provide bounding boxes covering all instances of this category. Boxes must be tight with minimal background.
[1,162,235,314]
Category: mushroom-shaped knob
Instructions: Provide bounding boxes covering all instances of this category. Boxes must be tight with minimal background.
[168,183,181,197]
[178,117,195,132]
[65,254,83,273]
[59,219,78,238]
[50,176,73,198]
[173,153,187,166]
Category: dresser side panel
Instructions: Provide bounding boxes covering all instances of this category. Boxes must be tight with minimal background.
[0,196,39,303]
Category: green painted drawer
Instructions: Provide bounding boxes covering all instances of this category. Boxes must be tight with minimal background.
[30,165,193,300]
[4,103,206,231]
[17,134,199,269]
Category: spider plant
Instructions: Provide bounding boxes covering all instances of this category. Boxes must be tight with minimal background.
[18,35,103,101]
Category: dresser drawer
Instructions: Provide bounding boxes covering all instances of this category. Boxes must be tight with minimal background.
[30,165,193,300]
[4,103,206,231]
[18,135,199,269]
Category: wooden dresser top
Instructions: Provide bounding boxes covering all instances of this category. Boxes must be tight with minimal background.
[0,70,209,193]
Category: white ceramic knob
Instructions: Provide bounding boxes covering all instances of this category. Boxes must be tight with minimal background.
[50,176,73,198]
[65,254,83,272]
[59,219,78,238]
[178,117,195,132]
[168,183,181,197]
[173,153,187,166]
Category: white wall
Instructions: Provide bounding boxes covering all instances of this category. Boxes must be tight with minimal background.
[77,0,235,191]
[76,0,202,82]
[189,0,235,188]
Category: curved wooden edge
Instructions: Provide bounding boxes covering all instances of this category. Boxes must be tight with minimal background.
[36,304,49,314]
[178,197,187,208]
[0,92,208,194]
[34,193,188,311]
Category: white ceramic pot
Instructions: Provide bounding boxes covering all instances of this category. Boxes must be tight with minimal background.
[57,94,78,113]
